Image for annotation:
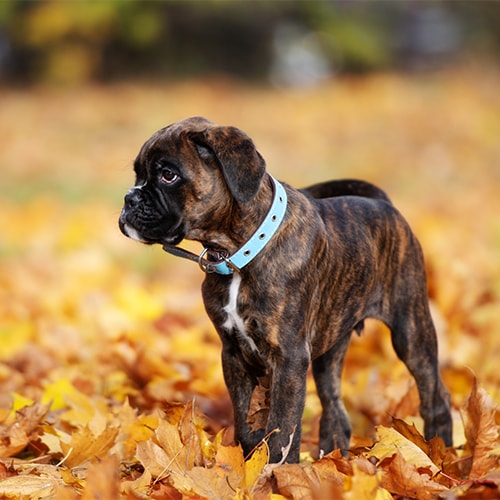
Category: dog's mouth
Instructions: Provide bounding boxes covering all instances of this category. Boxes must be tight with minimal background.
[119,211,185,246]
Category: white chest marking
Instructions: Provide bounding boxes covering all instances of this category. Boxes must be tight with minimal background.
[223,274,258,353]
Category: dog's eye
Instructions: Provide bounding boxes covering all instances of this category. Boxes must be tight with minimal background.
[160,169,179,185]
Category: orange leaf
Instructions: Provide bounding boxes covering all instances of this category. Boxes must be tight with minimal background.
[81,455,120,500]
[272,463,321,499]
[246,376,270,433]
[0,403,49,458]
[461,377,500,478]
[379,452,449,500]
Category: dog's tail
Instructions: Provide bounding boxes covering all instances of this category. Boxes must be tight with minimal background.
[300,179,392,204]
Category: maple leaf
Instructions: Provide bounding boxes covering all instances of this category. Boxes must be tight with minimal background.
[461,377,500,478]
[366,425,440,475]
[59,425,119,468]
[379,452,449,500]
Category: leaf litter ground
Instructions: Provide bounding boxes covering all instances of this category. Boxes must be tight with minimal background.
[0,64,499,498]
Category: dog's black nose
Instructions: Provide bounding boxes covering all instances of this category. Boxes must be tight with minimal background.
[124,189,141,208]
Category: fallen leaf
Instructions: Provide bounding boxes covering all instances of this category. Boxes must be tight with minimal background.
[245,443,268,490]
[59,425,119,468]
[81,454,120,500]
[461,377,500,478]
[178,400,207,467]
[0,474,58,499]
[246,376,270,433]
[0,403,49,458]
[366,425,439,475]
[344,462,392,500]
[379,452,449,500]
[272,463,321,499]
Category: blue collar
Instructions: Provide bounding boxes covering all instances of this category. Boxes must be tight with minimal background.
[200,175,287,275]
[162,175,288,275]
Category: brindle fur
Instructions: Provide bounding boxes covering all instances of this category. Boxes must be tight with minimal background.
[119,117,452,464]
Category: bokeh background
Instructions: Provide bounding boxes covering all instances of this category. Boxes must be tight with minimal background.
[1,0,499,465]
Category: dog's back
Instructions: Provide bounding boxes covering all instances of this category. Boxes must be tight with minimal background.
[301,179,391,204]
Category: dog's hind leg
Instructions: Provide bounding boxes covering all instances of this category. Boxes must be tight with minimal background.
[388,302,453,446]
[312,334,352,457]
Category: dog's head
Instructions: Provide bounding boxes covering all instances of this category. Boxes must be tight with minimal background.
[119,117,266,246]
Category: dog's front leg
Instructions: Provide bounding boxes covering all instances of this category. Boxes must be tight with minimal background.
[221,345,266,456]
[265,347,310,464]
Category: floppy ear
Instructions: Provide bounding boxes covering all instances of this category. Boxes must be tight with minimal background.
[189,125,266,203]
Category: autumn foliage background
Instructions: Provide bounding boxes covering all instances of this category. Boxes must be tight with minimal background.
[1,5,500,499]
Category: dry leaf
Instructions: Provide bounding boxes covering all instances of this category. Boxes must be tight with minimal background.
[272,463,321,500]
[59,425,119,468]
[462,377,500,478]
[0,474,59,499]
[178,400,206,467]
[1,69,500,498]
[379,452,449,500]
[366,425,440,475]
[246,376,270,433]
[0,403,49,458]
[81,454,120,500]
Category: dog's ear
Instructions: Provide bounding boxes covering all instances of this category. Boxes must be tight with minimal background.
[189,126,266,203]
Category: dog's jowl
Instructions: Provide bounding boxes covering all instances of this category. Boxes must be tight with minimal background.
[119,116,453,463]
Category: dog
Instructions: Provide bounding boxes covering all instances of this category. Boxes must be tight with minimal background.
[119,116,452,463]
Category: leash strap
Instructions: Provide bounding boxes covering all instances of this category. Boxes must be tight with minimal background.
[162,175,288,275]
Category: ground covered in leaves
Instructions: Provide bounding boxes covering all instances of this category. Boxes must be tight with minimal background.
[0,64,499,499]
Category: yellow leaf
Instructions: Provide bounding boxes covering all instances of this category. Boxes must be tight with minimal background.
[114,285,164,321]
[344,463,392,500]
[135,439,172,479]
[128,416,156,443]
[366,426,440,475]
[59,467,85,488]
[59,425,119,468]
[0,320,34,359]
[41,378,89,413]
[245,443,268,490]
[11,392,35,413]
[155,418,188,471]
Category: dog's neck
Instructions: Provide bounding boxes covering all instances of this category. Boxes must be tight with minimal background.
[200,174,277,254]
[186,174,288,275]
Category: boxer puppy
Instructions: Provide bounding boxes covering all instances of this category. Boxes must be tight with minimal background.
[119,117,452,463]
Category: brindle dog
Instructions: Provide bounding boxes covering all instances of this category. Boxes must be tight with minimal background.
[119,117,452,463]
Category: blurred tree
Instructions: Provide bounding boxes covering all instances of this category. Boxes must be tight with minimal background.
[0,0,498,85]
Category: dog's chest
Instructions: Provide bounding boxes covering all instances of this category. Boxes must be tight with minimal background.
[222,275,261,357]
